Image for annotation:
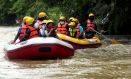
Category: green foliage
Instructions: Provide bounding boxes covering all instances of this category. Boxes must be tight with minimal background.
[0,0,130,34]
[10,0,36,17]
[10,0,26,14]
[0,0,16,24]
[48,7,62,21]
[26,1,48,17]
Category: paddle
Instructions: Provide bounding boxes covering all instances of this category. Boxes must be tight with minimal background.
[89,27,120,44]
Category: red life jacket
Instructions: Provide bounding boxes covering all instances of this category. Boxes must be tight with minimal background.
[76,23,81,35]
[28,26,39,39]
[19,25,28,40]
[56,22,67,34]
[86,19,96,32]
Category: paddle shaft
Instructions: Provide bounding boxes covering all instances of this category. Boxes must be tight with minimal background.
[89,27,112,40]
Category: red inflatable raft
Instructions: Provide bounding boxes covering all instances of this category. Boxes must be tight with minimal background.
[4,37,74,60]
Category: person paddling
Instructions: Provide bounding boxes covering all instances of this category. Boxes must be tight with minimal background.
[11,16,30,44]
[84,13,97,39]
[19,17,39,42]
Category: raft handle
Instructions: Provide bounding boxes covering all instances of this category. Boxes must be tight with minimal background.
[39,47,51,52]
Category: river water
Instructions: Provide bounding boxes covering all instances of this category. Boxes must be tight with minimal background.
[0,27,131,79]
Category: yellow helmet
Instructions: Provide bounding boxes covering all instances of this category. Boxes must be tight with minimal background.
[25,17,35,25]
[72,18,79,24]
[42,20,48,24]
[68,22,76,27]
[38,12,47,18]
[23,16,30,22]
[59,16,66,21]
[89,13,94,17]
[69,17,75,21]
[47,20,54,24]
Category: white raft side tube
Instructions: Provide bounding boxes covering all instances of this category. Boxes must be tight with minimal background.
[5,37,74,51]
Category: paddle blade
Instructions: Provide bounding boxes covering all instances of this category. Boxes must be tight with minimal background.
[111,39,120,44]
[102,38,120,45]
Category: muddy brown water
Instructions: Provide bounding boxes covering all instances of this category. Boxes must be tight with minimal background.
[0,27,131,79]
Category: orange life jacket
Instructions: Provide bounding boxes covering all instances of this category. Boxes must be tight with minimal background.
[76,23,81,35]
[86,19,95,32]
[19,25,28,40]
[28,26,39,39]
[56,22,67,34]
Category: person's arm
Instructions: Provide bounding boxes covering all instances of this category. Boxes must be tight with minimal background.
[13,32,20,42]
[46,28,55,37]
[76,26,84,38]
[66,24,69,31]
[95,23,97,31]
[44,30,48,36]
[34,22,39,29]
[12,28,21,43]
[40,25,46,36]
[79,26,84,33]
[66,24,69,35]
[20,28,31,42]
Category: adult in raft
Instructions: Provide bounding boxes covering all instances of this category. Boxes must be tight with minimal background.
[84,13,97,39]
[34,12,48,36]
[11,16,30,44]
[44,20,57,37]
[56,16,68,35]
[19,17,39,42]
